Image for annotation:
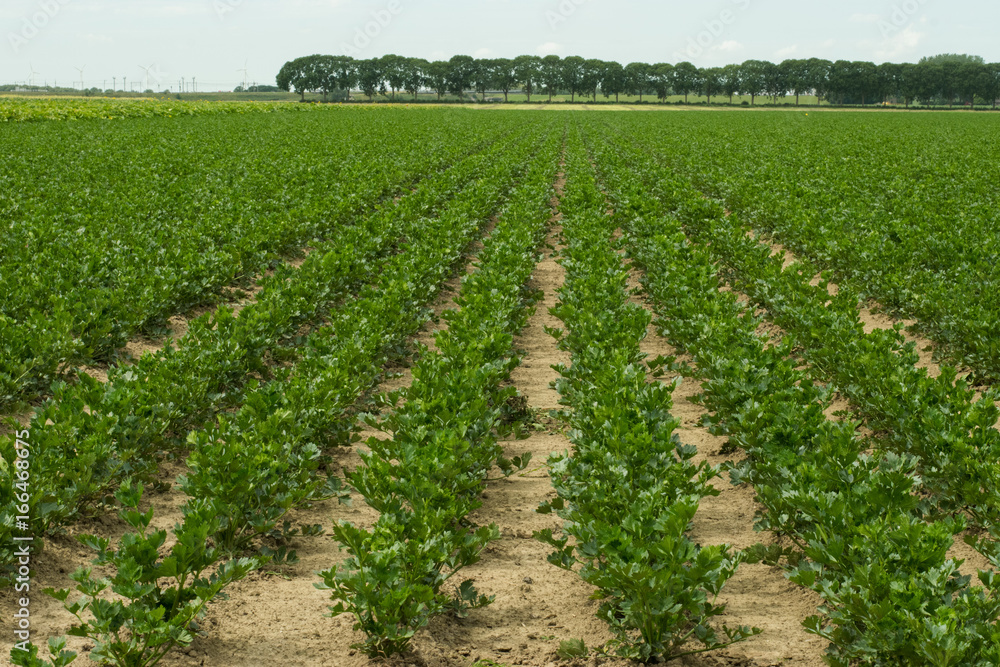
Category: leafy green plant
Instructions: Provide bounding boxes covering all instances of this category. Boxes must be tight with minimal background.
[556,638,588,660]
[588,129,1000,665]
[535,129,756,663]
[12,482,257,667]
[319,129,561,657]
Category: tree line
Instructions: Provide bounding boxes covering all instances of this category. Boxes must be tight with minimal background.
[276,53,1000,108]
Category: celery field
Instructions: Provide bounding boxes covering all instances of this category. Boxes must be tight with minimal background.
[3,104,1000,666]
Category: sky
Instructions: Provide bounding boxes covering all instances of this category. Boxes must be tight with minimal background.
[1,0,997,92]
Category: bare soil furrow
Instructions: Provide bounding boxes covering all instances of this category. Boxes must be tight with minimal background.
[623,250,828,667]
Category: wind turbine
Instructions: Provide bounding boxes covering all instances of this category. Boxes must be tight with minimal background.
[74,64,86,91]
[237,58,249,91]
[28,62,39,88]
[138,64,153,92]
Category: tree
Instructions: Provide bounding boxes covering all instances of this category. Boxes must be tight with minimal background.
[956,60,986,107]
[739,59,769,105]
[514,55,542,102]
[826,60,853,105]
[472,59,494,101]
[403,58,427,100]
[425,61,450,100]
[763,61,787,102]
[915,61,943,106]
[313,55,339,101]
[624,62,652,102]
[601,61,626,103]
[276,55,322,101]
[540,55,563,102]
[582,59,605,101]
[672,61,700,103]
[448,55,475,99]
[380,54,406,99]
[919,53,986,65]
[561,56,585,102]
[492,58,517,102]
[983,63,1000,108]
[897,62,920,107]
[781,59,810,105]
[580,59,604,102]
[806,58,832,104]
[852,61,878,105]
[356,59,384,100]
[701,67,722,105]
[720,63,741,104]
[329,56,357,95]
[651,63,674,102]
[876,62,901,104]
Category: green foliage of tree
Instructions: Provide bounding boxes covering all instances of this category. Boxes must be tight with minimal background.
[739,59,770,105]
[624,62,653,102]
[540,55,563,102]
[602,61,626,103]
[448,55,475,99]
[272,51,999,108]
[672,61,700,103]
[513,55,542,102]
[561,56,585,103]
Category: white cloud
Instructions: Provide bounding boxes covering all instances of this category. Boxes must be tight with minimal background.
[850,14,880,24]
[774,45,798,58]
[536,41,561,56]
[474,47,493,58]
[873,25,924,59]
[821,38,836,48]
[713,40,743,53]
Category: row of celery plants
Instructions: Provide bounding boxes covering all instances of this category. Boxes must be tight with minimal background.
[608,112,1000,384]
[589,131,1000,665]
[600,120,1000,534]
[534,126,757,663]
[9,120,557,667]
[0,109,510,411]
[317,125,563,658]
[0,123,532,583]
[179,120,553,563]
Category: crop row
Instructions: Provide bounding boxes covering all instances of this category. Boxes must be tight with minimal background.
[0,108,510,410]
[596,118,1000,533]
[9,119,557,667]
[609,112,1000,383]
[533,125,756,662]
[0,121,539,584]
[317,124,562,656]
[588,129,1000,665]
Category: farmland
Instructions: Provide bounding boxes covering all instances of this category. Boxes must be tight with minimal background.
[2,103,1000,666]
